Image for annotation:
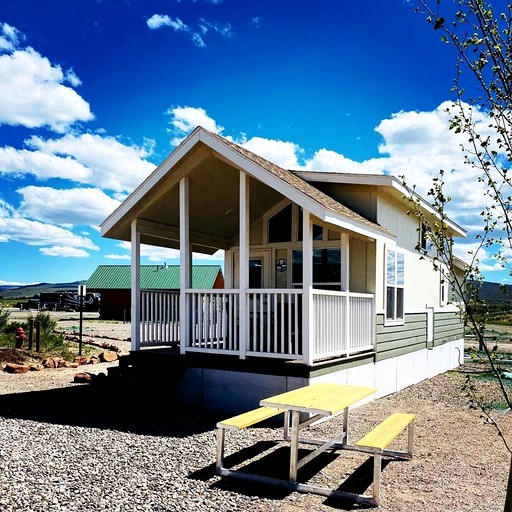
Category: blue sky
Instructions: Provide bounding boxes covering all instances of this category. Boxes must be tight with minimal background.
[0,0,506,285]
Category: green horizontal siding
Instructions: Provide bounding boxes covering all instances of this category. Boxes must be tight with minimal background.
[376,313,426,362]
[87,264,222,290]
[434,310,464,346]
[376,309,464,360]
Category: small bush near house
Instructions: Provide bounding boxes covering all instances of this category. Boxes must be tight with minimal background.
[0,305,10,332]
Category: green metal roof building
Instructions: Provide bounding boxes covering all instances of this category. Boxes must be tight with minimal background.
[87,264,224,320]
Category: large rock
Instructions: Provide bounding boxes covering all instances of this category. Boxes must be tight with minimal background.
[73,356,89,366]
[4,363,30,374]
[73,372,93,383]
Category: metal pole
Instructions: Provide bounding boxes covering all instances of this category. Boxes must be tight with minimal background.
[28,319,34,351]
[79,293,83,356]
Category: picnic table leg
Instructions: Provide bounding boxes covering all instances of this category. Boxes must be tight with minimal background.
[408,421,414,457]
[373,452,382,505]
[289,410,300,482]
[343,407,349,444]
[216,427,226,473]
[283,410,290,440]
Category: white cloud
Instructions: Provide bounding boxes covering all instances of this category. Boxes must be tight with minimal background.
[117,241,180,262]
[0,23,24,52]
[105,253,131,260]
[39,246,90,258]
[25,133,156,192]
[167,106,224,145]
[198,19,233,38]
[116,241,224,263]
[0,200,98,251]
[0,146,91,181]
[0,279,36,286]
[304,148,372,173]
[241,136,302,169]
[191,33,206,48]
[147,14,188,31]
[0,47,93,132]
[147,13,231,48]
[17,186,121,227]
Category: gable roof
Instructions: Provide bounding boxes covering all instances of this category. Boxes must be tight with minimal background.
[208,131,395,237]
[292,170,466,237]
[101,127,395,248]
[87,264,222,290]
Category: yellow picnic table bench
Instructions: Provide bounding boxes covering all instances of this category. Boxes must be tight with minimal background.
[216,383,415,507]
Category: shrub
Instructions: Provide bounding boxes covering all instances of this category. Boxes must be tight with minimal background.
[0,305,10,332]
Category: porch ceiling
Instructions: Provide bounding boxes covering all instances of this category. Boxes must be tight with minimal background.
[117,153,284,253]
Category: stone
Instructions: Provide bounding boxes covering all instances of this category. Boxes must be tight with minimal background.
[4,363,30,374]
[73,372,93,383]
[73,356,89,366]
[88,356,100,365]
[29,363,44,371]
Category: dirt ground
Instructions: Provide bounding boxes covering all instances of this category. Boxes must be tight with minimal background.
[2,311,512,510]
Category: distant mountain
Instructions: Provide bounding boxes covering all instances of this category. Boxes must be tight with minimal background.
[472,281,512,303]
[0,281,87,299]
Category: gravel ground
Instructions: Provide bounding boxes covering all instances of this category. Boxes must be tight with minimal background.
[1,312,511,511]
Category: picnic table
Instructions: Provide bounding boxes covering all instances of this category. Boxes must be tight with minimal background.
[216,382,415,506]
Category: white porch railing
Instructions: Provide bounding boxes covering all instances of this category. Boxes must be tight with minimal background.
[246,289,302,359]
[185,289,240,354]
[140,290,180,347]
[312,290,375,359]
[139,289,375,361]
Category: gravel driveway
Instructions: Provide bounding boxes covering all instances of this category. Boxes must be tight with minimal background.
[0,365,510,512]
[1,311,510,511]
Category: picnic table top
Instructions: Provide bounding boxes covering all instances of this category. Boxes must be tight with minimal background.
[260,382,377,416]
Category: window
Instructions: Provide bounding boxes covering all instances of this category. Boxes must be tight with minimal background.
[249,259,263,289]
[268,203,292,243]
[385,248,404,323]
[440,268,450,306]
[292,248,341,290]
[297,210,323,241]
[419,223,432,253]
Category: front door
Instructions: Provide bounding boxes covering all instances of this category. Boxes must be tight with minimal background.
[233,251,270,289]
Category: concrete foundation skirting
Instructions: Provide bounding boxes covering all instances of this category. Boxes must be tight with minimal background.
[168,338,464,415]
[311,338,464,402]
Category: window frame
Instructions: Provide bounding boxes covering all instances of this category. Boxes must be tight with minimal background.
[384,246,405,326]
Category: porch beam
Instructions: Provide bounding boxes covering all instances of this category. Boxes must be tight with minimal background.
[180,177,191,354]
[302,209,313,365]
[131,219,141,351]
[136,218,231,250]
[239,171,249,360]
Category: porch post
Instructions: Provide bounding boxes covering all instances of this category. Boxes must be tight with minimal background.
[239,171,249,360]
[302,209,313,365]
[340,233,350,353]
[180,177,191,355]
[130,219,141,351]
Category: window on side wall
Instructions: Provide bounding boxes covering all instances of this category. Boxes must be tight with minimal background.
[385,247,404,325]
[440,267,450,306]
[419,223,432,254]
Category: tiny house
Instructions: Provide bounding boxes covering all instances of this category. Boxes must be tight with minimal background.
[101,127,466,413]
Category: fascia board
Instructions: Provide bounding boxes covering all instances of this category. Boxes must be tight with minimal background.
[323,214,395,243]
[295,170,466,238]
